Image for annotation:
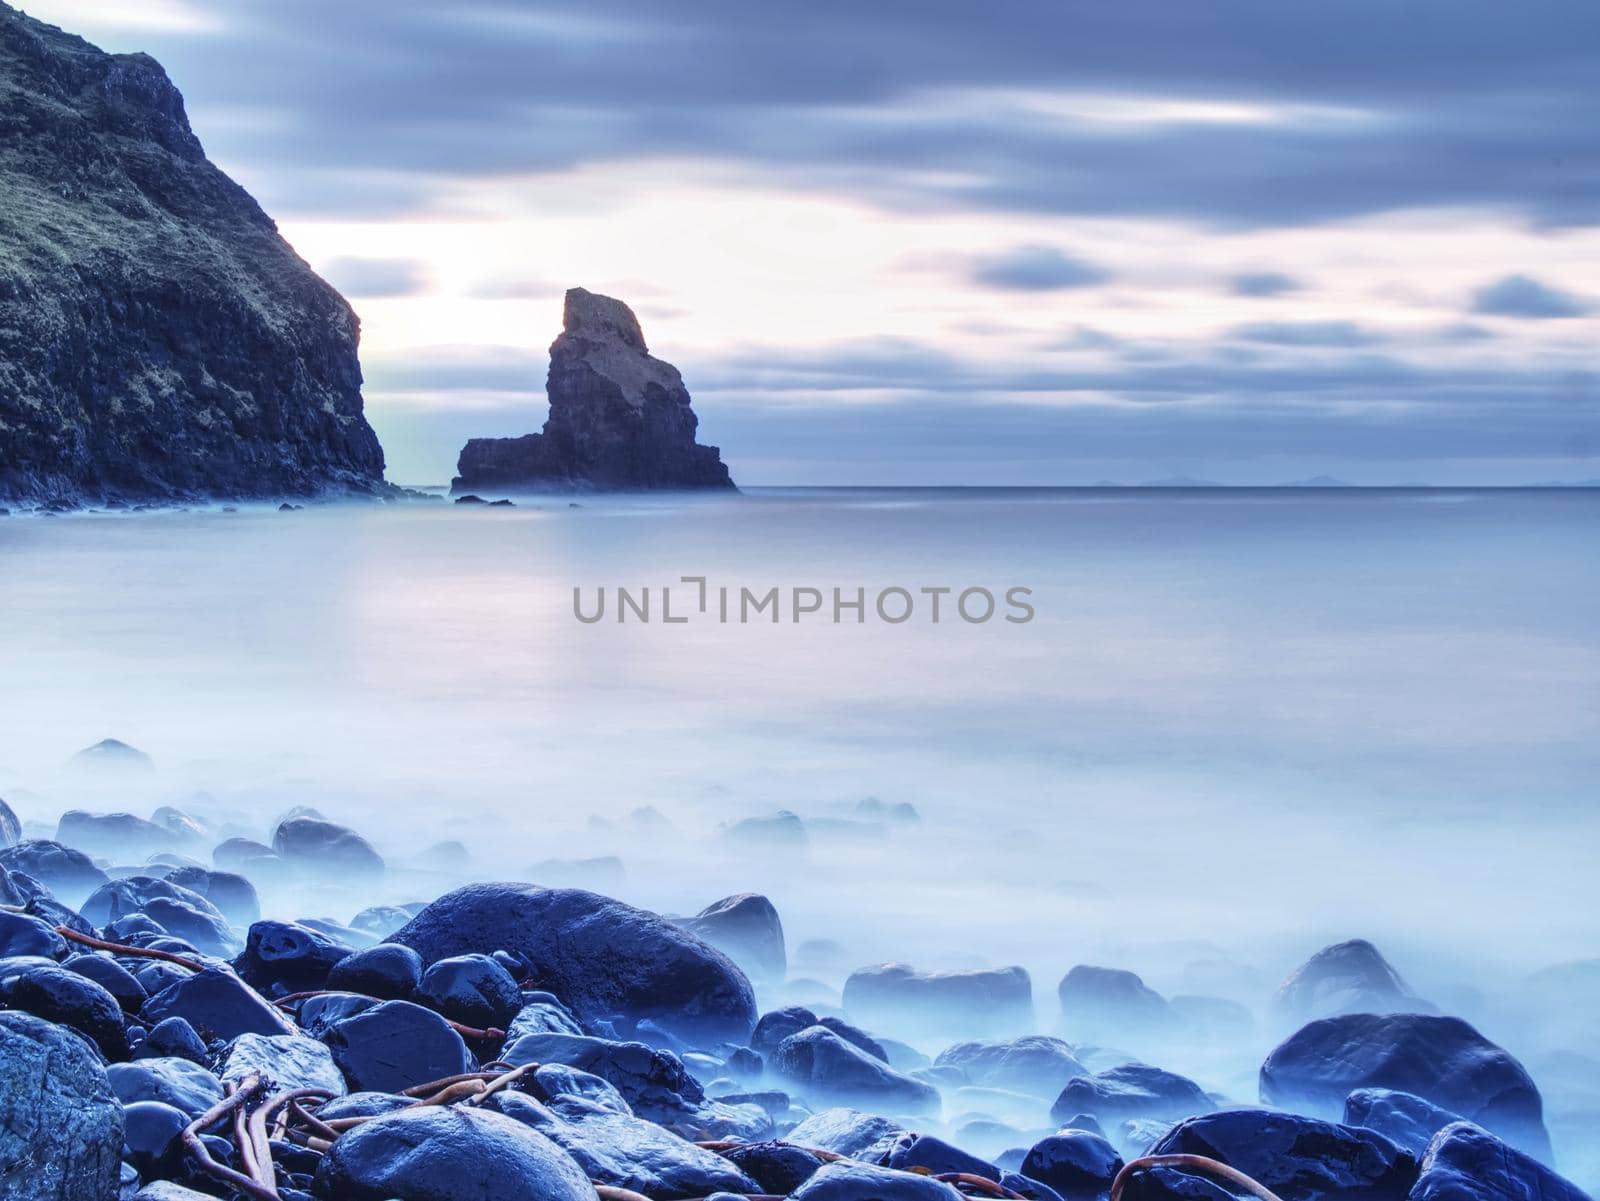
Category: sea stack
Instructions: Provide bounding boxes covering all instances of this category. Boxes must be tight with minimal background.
[0,4,386,508]
[452,288,735,492]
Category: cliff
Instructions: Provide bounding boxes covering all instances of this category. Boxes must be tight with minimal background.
[453,288,734,492]
[0,4,386,507]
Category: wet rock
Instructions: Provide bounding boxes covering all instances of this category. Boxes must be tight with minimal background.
[887,1133,1001,1180]
[322,999,473,1093]
[66,954,149,1013]
[773,1025,940,1115]
[533,1063,633,1113]
[1342,1089,1469,1158]
[846,963,1034,1037]
[221,1032,346,1095]
[0,839,109,898]
[296,992,379,1037]
[120,1100,188,1179]
[57,812,175,859]
[6,963,130,1058]
[496,1092,762,1199]
[317,1092,415,1122]
[1020,1131,1125,1201]
[1410,1121,1590,1201]
[673,893,786,980]
[106,1058,223,1117]
[392,883,757,1044]
[141,898,239,959]
[81,876,217,929]
[0,1011,124,1201]
[312,1105,594,1201]
[326,943,423,999]
[212,838,275,870]
[500,1033,704,1116]
[790,1160,967,1201]
[451,287,735,493]
[350,905,415,939]
[0,797,18,848]
[1051,1063,1214,1126]
[753,1006,824,1056]
[936,1036,1089,1097]
[134,1017,207,1064]
[1118,1164,1242,1201]
[0,909,67,958]
[141,965,293,1041]
[1259,1013,1551,1161]
[234,921,352,996]
[505,993,585,1040]
[1151,1110,1417,1201]
[1272,940,1429,1023]
[132,1184,214,1201]
[1057,966,1176,1041]
[717,1139,826,1194]
[417,953,521,1027]
[787,1107,909,1159]
[272,817,385,878]
[163,868,260,929]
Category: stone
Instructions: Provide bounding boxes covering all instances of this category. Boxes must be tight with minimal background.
[499,1033,704,1117]
[1259,1013,1551,1161]
[786,1107,909,1159]
[140,896,239,958]
[935,1036,1089,1097]
[717,1139,826,1194]
[1150,1110,1418,1201]
[1057,965,1176,1040]
[141,965,293,1041]
[56,812,174,859]
[845,963,1034,1037]
[452,288,735,492]
[271,818,384,877]
[133,1180,215,1200]
[0,909,67,959]
[673,893,786,980]
[1051,1063,1214,1126]
[106,1058,223,1117]
[5,963,130,1058]
[790,1160,968,1201]
[416,953,521,1027]
[1409,1121,1591,1201]
[220,1032,346,1095]
[886,1133,1001,1180]
[1020,1132,1125,1201]
[1342,1089,1469,1158]
[162,867,260,929]
[505,994,585,1040]
[311,1105,594,1201]
[392,882,757,1044]
[296,992,379,1037]
[0,6,386,508]
[0,1011,123,1201]
[120,1100,188,1179]
[533,1064,633,1114]
[65,954,148,1013]
[326,943,423,999]
[1118,1165,1242,1201]
[234,920,353,996]
[317,1092,415,1122]
[134,1017,207,1064]
[1272,940,1429,1022]
[322,999,474,1093]
[212,839,275,870]
[0,840,109,898]
[350,905,416,939]
[772,1025,940,1115]
[0,797,18,848]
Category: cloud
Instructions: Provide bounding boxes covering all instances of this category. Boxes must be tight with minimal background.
[1230,272,1300,296]
[1472,274,1589,319]
[320,257,430,298]
[970,246,1110,291]
[1230,321,1384,347]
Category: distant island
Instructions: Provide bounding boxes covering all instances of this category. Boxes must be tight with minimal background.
[452,289,735,494]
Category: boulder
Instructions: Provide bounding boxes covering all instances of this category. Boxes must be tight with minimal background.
[134,1017,207,1064]
[417,953,521,1027]
[1409,1121,1591,1201]
[1057,966,1176,1040]
[1051,1063,1214,1126]
[1020,1131,1125,1201]
[505,994,585,1040]
[106,1058,223,1117]
[0,1011,124,1201]
[311,1105,594,1201]
[886,1133,1000,1180]
[220,1032,346,1095]
[1272,940,1429,1022]
[451,287,736,493]
[935,1036,1089,1097]
[0,910,67,959]
[271,817,384,877]
[1342,1089,1469,1158]
[5,964,129,1059]
[1150,1110,1418,1201]
[0,840,108,899]
[64,954,147,1013]
[233,920,353,996]
[533,1064,633,1114]
[717,1140,826,1194]
[212,839,275,871]
[162,868,259,929]
[772,1025,940,1115]
[845,963,1034,1036]
[790,1160,967,1201]
[55,812,173,859]
[1259,1014,1551,1161]
[322,999,474,1093]
[673,893,786,980]
[327,942,423,999]
[0,797,19,848]
[350,905,416,939]
[297,991,379,1037]
[393,883,757,1044]
[140,965,293,1041]
[120,1100,188,1179]
[500,1033,703,1117]
[786,1107,909,1159]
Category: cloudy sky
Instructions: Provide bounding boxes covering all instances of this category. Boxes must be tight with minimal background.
[29,0,1600,484]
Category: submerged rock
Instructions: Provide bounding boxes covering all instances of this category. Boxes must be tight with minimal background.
[772,1025,940,1115]
[844,962,1034,1036]
[0,1011,124,1201]
[935,1036,1089,1097]
[271,817,385,878]
[1057,965,1176,1040]
[1272,940,1429,1022]
[0,5,386,507]
[1259,1013,1551,1161]
[393,883,757,1044]
[1051,1063,1214,1127]
[0,839,108,898]
[673,893,786,980]
[451,288,735,493]
[1409,1121,1590,1201]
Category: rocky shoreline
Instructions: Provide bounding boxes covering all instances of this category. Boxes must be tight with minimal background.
[0,760,1591,1201]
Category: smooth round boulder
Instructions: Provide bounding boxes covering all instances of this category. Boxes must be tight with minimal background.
[0,910,67,960]
[327,942,423,999]
[674,893,787,980]
[1021,1132,1125,1201]
[120,1100,188,1178]
[1272,940,1427,1023]
[135,1017,208,1064]
[163,867,260,928]
[772,1025,939,1115]
[0,839,109,899]
[845,962,1034,1038]
[323,1000,474,1093]
[1052,1063,1213,1126]
[140,965,292,1041]
[7,964,130,1059]
[311,1105,594,1201]
[65,953,148,1013]
[393,883,757,1045]
[0,1011,124,1201]
[417,953,520,1027]
[234,920,352,995]
[272,817,384,878]
[107,1058,224,1117]
[790,1160,967,1201]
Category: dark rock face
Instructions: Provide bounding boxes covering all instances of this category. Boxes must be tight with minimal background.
[1409,1121,1591,1201]
[140,965,293,1041]
[1272,940,1429,1022]
[1150,1110,1418,1201]
[0,909,68,959]
[844,963,1034,1037]
[392,883,757,1045]
[416,953,521,1027]
[0,839,109,898]
[327,942,423,1000]
[452,288,735,492]
[1020,1132,1125,1201]
[1050,1063,1214,1127]
[5,964,130,1059]
[1342,1089,1468,1158]
[311,1105,595,1201]
[234,920,352,996]
[0,1010,124,1201]
[0,5,386,507]
[322,999,473,1094]
[1259,1013,1551,1162]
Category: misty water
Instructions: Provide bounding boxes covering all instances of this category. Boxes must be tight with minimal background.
[2,487,1596,1174]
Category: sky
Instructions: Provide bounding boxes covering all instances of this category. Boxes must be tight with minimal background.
[22,0,1600,485]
